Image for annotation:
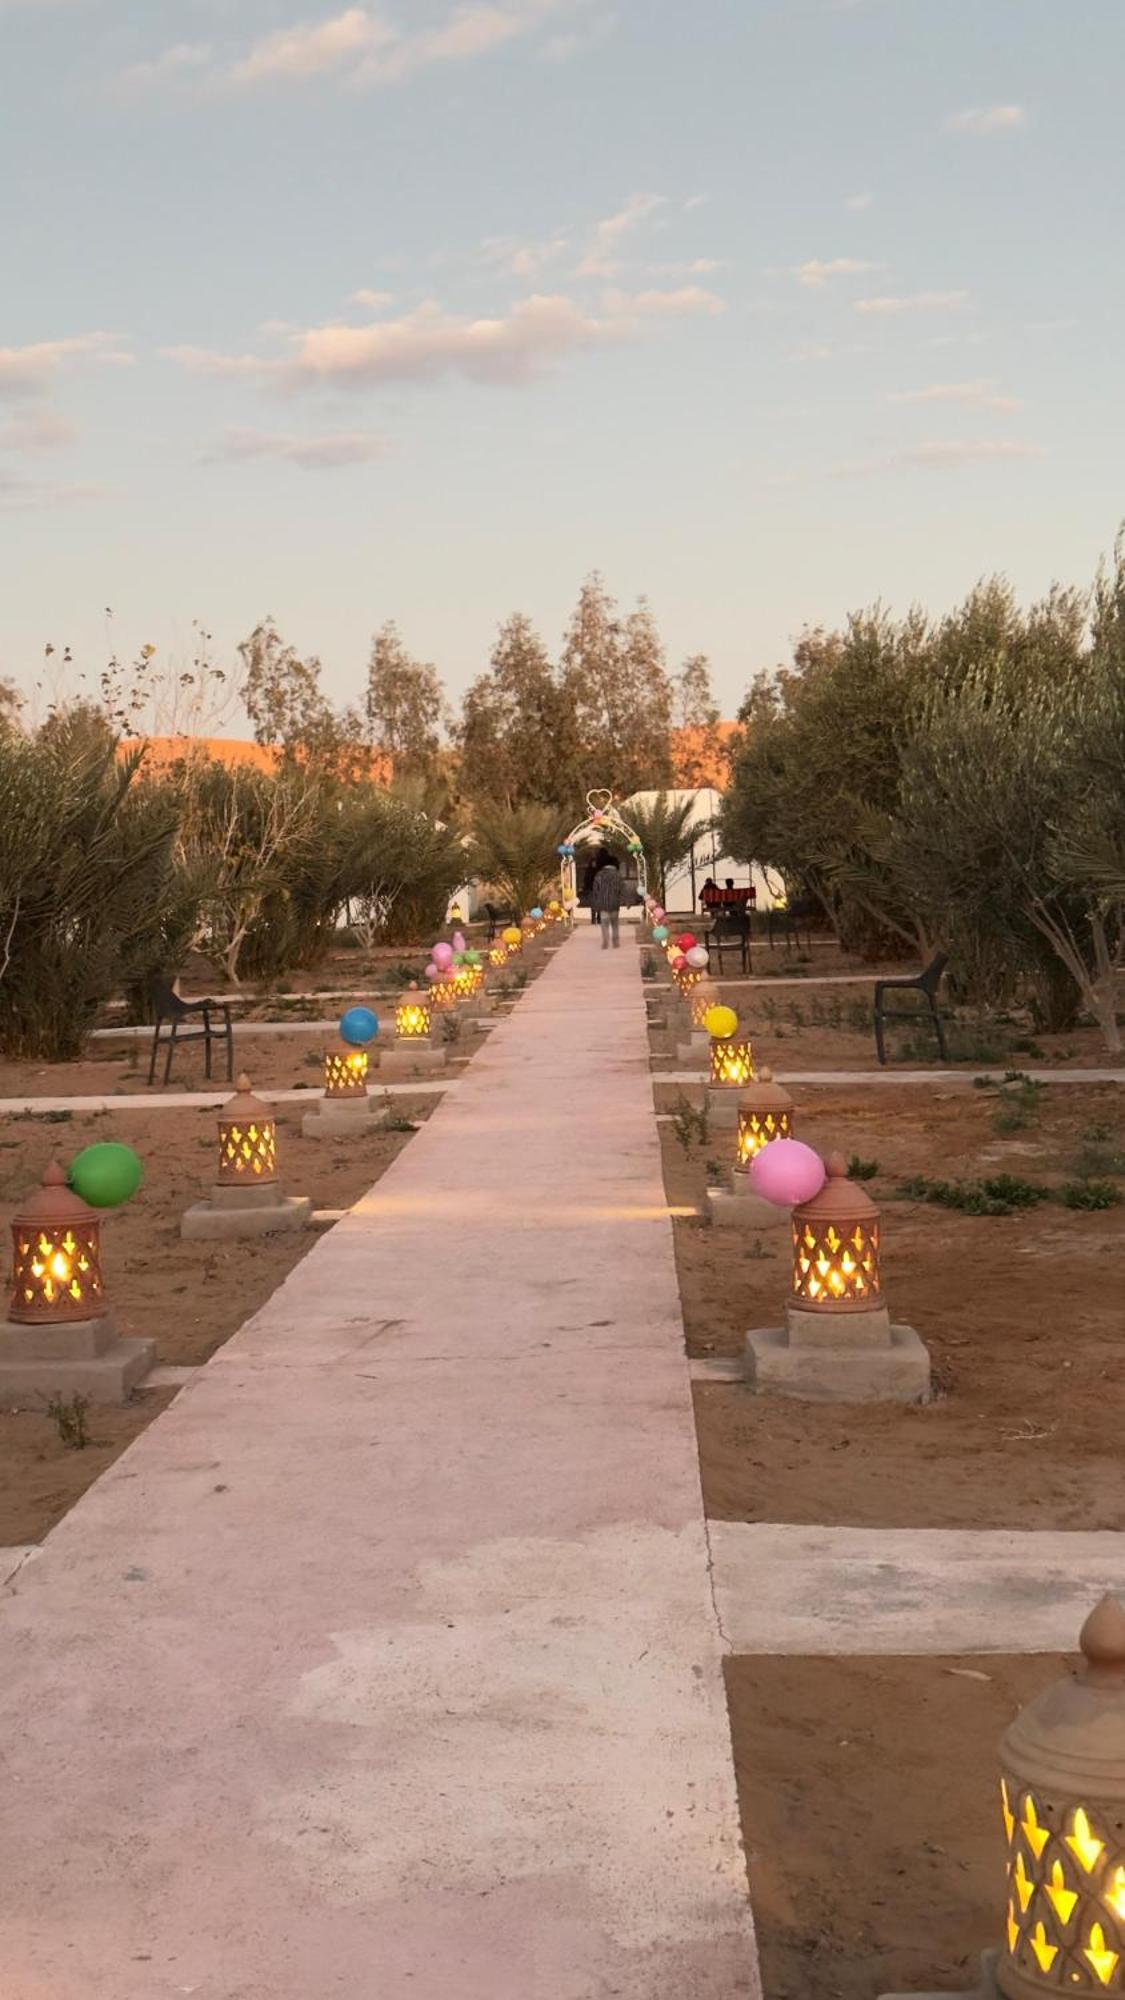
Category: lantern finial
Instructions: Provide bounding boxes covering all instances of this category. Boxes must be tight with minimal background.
[824,1150,848,1180]
[236,1071,252,1094]
[1080,1595,1125,1684]
[42,1160,67,1191]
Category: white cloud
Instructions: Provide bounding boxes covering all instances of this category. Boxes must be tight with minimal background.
[0,332,130,399]
[540,8,616,60]
[480,233,572,277]
[350,289,397,311]
[208,427,389,467]
[844,191,873,211]
[889,379,1022,413]
[161,344,271,377]
[577,192,667,276]
[603,285,725,319]
[898,439,1043,467]
[285,293,623,387]
[854,290,968,315]
[228,8,389,84]
[0,409,78,452]
[945,104,1027,135]
[794,256,880,287]
[118,42,212,90]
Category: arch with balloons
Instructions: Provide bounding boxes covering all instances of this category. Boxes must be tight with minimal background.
[556,788,648,918]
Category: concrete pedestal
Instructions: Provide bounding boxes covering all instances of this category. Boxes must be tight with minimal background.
[745,1300,931,1403]
[182,1181,313,1240]
[706,1178,790,1232]
[377,1042,447,1081]
[707,1084,742,1131]
[676,1031,709,1066]
[0,1313,155,1404]
[301,1093,387,1140]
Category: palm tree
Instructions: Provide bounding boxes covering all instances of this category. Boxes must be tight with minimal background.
[621,792,699,906]
[471,802,561,916]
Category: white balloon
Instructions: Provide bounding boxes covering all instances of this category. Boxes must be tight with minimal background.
[685,945,709,969]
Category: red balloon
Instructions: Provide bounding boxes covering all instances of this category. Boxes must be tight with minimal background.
[670,952,687,970]
[677,932,697,951]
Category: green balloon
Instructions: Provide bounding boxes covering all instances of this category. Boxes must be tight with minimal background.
[68,1142,143,1210]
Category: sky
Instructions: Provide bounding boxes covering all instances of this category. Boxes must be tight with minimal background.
[2,0,1123,725]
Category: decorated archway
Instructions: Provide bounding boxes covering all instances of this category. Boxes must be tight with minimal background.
[556,789,648,914]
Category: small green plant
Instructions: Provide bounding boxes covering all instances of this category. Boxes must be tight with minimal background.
[898,1173,1050,1217]
[303,1048,323,1069]
[846,1155,880,1180]
[991,1076,1044,1135]
[1011,1036,1046,1059]
[45,1391,91,1450]
[13,1107,73,1124]
[440,1012,462,1044]
[704,1157,726,1187]
[1058,1179,1122,1211]
[670,1093,709,1154]
[1070,1123,1125,1179]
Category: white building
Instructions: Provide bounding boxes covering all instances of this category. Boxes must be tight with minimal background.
[621,787,782,918]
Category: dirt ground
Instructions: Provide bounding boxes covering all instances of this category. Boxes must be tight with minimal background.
[0,1093,435,1545]
[658,1079,1125,1529]
[645,971,1122,1073]
[726,1651,1064,2000]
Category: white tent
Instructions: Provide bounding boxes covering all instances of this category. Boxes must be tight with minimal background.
[620,787,783,918]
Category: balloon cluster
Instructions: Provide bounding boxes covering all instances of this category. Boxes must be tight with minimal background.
[557,842,576,859]
[339,1005,380,1047]
[68,1142,143,1209]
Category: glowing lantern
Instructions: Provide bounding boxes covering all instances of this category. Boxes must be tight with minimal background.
[489,942,508,968]
[395,988,432,1040]
[323,1043,369,1098]
[690,979,720,1030]
[735,1067,795,1171]
[452,966,477,1002]
[994,1595,1125,1999]
[430,976,457,1011]
[217,1074,278,1187]
[790,1152,879,1311]
[8,1163,106,1325]
[709,1033,754,1090]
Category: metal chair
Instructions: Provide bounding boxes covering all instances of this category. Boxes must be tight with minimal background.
[147,976,234,1088]
[873,952,950,1066]
[707,909,752,975]
[766,895,817,952]
[482,901,515,942]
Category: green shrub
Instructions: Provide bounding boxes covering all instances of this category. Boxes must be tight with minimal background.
[1058,1179,1122,1211]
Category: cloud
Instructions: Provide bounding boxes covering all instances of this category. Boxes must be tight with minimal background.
[161,344,271,377]
[889,379,1022,413]
[187,0,591,91]
[118,42,212,90]
[844,191,873,211]
[540,9,616,60]
[854,290,968,315]
[838,438,1043,476]
[208,426,389,467]
[945,104,1027,135]
[350,289,397,311]
[284,293,624,387]
[603,285,725,318]
[480,233,572,277]
[0,409,78,452]
[0,472,105,512]
[794,256,880,287]
[577,192,667,276]
[0,332,130,399]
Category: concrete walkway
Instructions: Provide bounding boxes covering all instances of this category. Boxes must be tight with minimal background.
[0,927,758,2000]
[658,1067,1125,1087]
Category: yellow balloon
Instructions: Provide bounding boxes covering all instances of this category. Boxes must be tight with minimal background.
[502,926,522,947]
[704,1004,739,1040]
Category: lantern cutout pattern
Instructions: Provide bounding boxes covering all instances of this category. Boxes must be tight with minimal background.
[690,981,720,1031]
[430,978,457,1011]
[791,1152,879,1311]
[710,1032,755,1090]
[396,990,432,1041]
[9,1163,106,1325]
[998,1595,1125,1999]
[324,1045,369,1099]
[217,1075,278,1186]
[736,1068,795,1173]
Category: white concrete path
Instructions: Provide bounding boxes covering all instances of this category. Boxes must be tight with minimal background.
[0,1080,454,1115]
[709,1522,1125,1656]
[0,926,758,2000]
[659,1068,1125,1087]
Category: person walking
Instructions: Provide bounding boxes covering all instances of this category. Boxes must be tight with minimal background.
[591,855,624,950]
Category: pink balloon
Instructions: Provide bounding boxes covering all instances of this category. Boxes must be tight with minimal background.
[432,941,454,970]
[749,1140,826,1209]
[424,963,440,982]
[652,906,665,922]
[451,930,466,954]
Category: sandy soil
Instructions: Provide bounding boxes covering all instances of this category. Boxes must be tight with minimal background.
[726,1651,1063,2000]
[0,1094,435,1545]
[660,1080,1125,1529]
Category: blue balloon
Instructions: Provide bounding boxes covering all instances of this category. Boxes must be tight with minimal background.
[340,1005,379,1046]
[556,844,568,857]
[531,906,543,919]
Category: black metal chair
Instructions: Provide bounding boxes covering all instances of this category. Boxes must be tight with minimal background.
[707,909,752,975]
[147,976,234,1088]
[873,952,950,1066]
[766,895,817,952]
[482,901,515,942]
